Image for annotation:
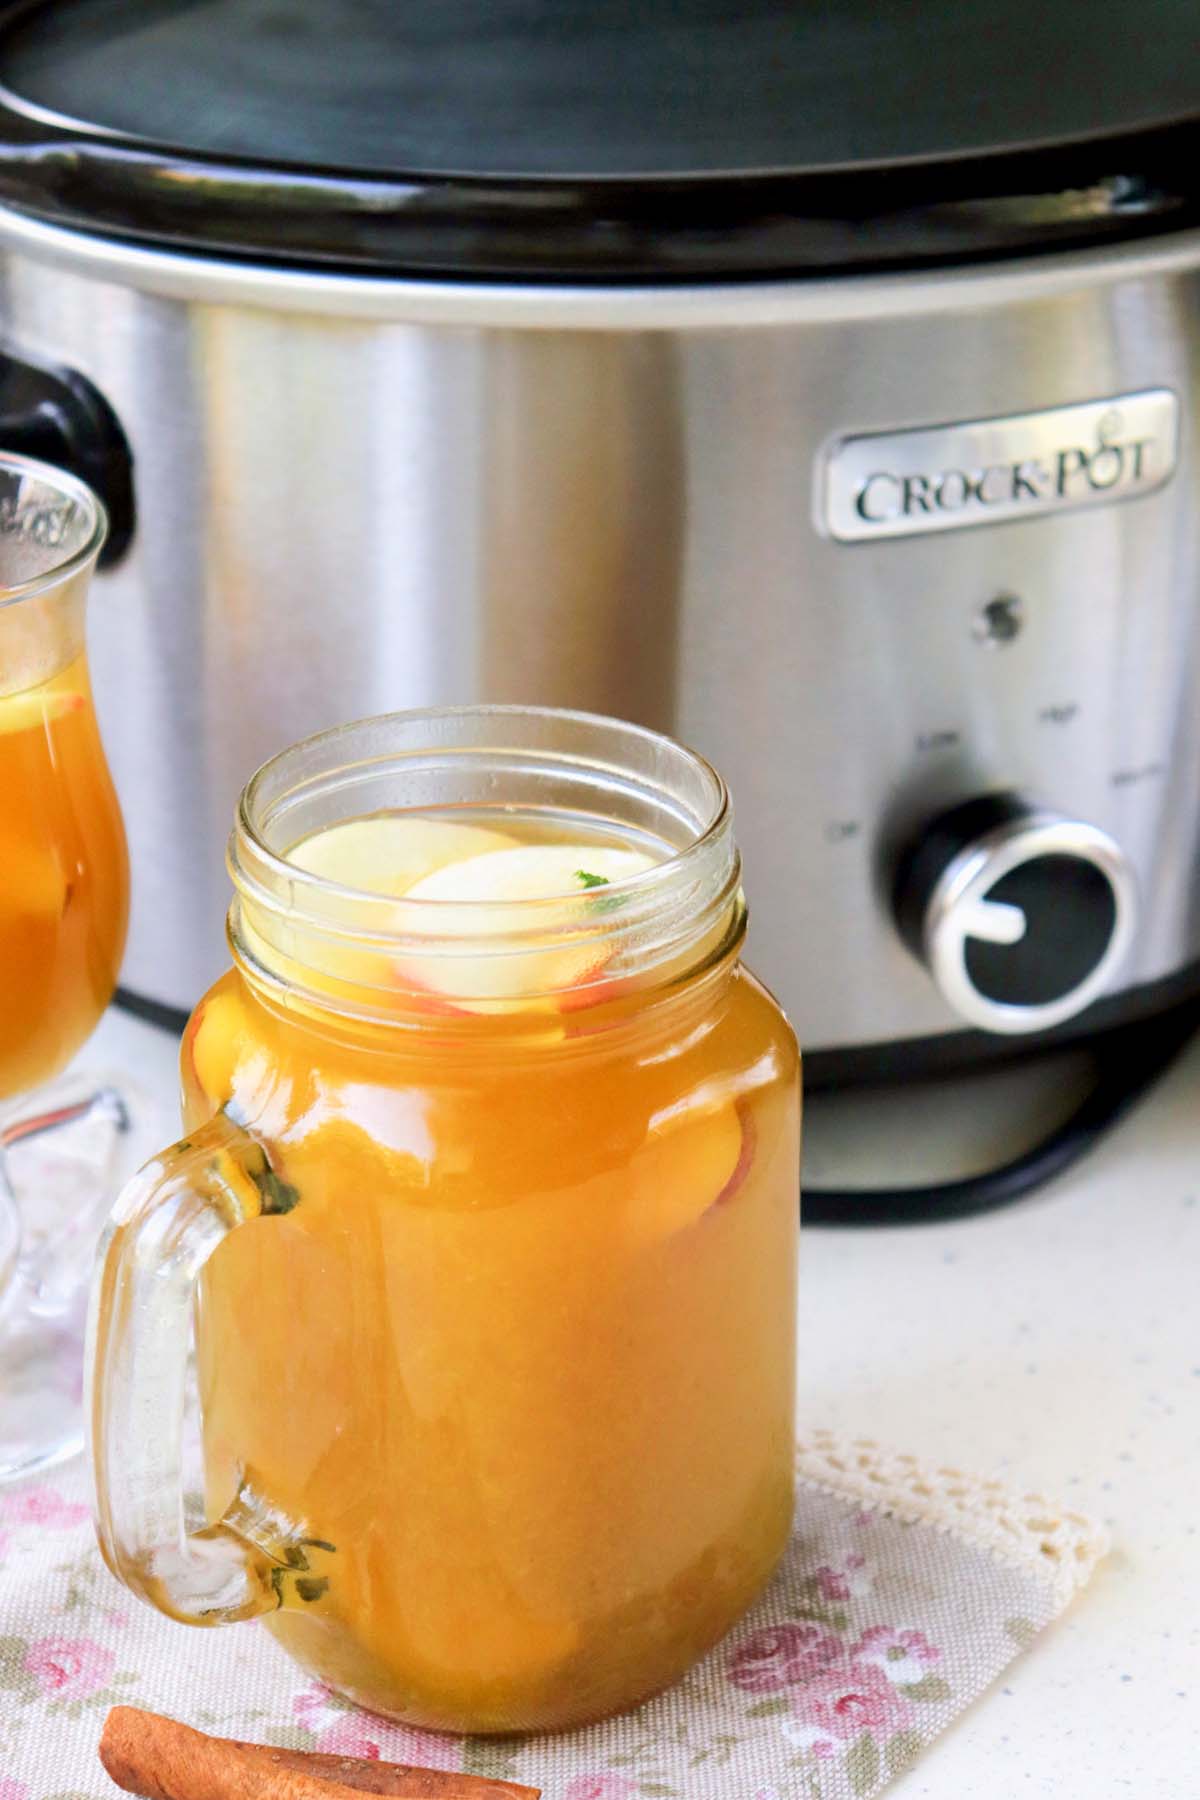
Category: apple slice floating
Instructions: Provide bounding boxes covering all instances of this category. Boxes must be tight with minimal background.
[188,988,250,1103]
[398,843,658,1009]
[282,816,521,1002]
[0,832,68,920]
[0,688,84,738]
[625,1095,756,1246]
[288,815,517,897]
[716,1098,758,1207]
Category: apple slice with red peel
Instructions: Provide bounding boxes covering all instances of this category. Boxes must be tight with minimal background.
[283,816,520,1005]
[188,988,251,1103]
[0,688,84,737]
[715,1097,757,1207]
[626,1095,754,1246]
[398,843,657,1009]
[558,972,628,1015]
[288,814,517,897]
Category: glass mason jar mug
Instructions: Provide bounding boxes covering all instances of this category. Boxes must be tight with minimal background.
[88,709,800,1733]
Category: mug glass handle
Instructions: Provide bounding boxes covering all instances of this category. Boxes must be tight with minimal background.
[87,1111,289,1625]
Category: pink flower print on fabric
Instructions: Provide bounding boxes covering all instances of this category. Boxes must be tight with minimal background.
[563,1778,639,1800]
[292,1682,339,1732]
[813,1567,850,1602]
[782,1661,914,1758]
[0,1781,31,1800]
[812,1551,873,1602]
[294,1687,459,1771]
[852,1625,942,1686]
[352,1720,460,1772]
[24,1635,115,1701]
[728,1622,846,1693]
[1,1485,89,1529]
[310,1719,383,1759]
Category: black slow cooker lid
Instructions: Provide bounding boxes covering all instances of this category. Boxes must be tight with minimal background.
[0,0,1199,279]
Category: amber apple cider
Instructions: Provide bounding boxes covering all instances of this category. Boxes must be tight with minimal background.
[184,804,799,1732]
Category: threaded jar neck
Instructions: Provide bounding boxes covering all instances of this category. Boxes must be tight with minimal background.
[227,706,744,1027]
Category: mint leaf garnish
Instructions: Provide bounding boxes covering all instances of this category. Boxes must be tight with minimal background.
[250,1160,301,1216]
[575,867,626,913]
[265,1534,336,1609]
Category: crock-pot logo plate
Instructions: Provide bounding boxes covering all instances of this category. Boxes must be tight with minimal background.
[822,390,1178,542]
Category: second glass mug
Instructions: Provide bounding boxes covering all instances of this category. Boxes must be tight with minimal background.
[88,708,800,1733]
[0,452,128,1480]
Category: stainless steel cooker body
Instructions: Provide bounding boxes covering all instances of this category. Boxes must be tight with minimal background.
[2,211,1198,1058]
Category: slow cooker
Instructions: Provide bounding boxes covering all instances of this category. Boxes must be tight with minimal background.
[1,0,1199,1083]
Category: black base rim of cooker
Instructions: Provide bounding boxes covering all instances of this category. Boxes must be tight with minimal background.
[113,985,190,1037]
[802,961,1200,1226]
[804,957,1200,1090]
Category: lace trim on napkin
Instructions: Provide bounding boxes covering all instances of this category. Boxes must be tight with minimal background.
[797,1428,1109,1607]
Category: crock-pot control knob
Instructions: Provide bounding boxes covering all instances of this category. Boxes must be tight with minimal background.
[893,794,1137,1035]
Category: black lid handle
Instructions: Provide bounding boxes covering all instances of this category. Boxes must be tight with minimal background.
[0,348,135,567]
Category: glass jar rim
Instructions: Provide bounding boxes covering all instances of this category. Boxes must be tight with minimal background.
[236,703,730,904]
[0,451,108,608]
[227,706,743,1018]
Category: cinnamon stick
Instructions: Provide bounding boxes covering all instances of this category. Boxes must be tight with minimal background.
[99,1706,540,1800]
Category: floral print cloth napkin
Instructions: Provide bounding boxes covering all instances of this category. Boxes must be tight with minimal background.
[0,1430,1106,1800]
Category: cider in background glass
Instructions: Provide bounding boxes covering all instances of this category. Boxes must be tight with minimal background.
[0,453,129,1480]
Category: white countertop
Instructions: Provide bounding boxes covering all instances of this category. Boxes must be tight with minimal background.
[81,1003,1200,1798]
